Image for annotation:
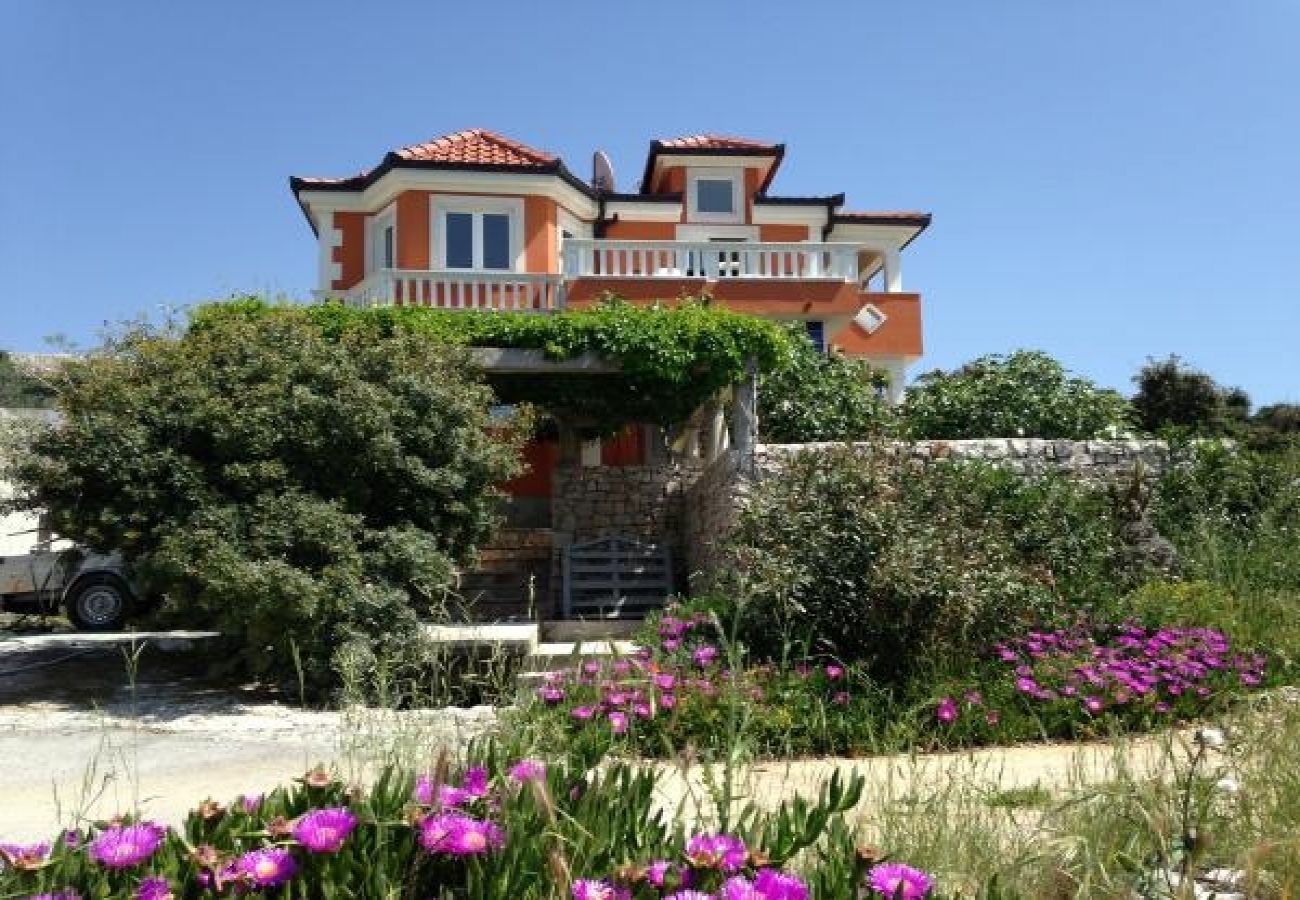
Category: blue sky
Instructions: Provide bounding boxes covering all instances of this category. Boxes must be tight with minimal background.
[2,1,1296,403]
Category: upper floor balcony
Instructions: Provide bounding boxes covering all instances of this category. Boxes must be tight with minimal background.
[322,238,894,312]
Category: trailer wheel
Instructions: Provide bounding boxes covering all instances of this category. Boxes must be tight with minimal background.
[66,575,130,631]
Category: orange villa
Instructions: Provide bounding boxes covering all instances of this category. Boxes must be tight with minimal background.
[290,129,931,617]
[290,128,928,399]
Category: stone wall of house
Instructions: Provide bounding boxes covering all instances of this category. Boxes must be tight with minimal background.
[551,462,704,550]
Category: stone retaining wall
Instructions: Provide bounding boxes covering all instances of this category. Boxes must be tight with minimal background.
[681,439,1173,589]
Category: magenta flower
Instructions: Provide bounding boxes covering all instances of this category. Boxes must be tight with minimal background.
[686,832,748,872]
[508,759,546,782]
[935,697,958,724]
[608,711,629,734]
[693,645,720,667]
[647,859,674,886]
[754,868,810,899]
[88,823,166,869]
[833,691,850,706]
[463,766,489,797]
[0,840,50,868]
[1083,696,1104,714]
[537,685,566,705]
[654,673,677,691]
[136,877,172,900]
[571,705,597,721]
[665,892,714,900]
[237,848,297,888]
[825,664,845,680]
[985,709,1001,726]
[868,862,934,898]
[238,793,264,816]
[573,879,624,900]
[419,813,504,855]
[660,692,677,709]
[292,808,357,853]
[414,774,436,805]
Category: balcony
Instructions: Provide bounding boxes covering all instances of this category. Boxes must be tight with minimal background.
[562,239,859,281]
[323,270,565,311]
[320,240,873,310]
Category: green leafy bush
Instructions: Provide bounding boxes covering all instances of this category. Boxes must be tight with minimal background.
[902,350,1131,439]
[759,329,894,442]
[1131,354,1250,437]
[198,296,795,432]
[725,445,1128,684]
[2,307,523,696]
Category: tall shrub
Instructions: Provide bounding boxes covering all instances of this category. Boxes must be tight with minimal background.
[759,329,894,443]
[2,307,522,694]
[727,446,1128,684]
[902,350,1131,439]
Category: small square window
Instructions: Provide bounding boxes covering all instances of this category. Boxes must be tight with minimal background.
[695,178,735,214]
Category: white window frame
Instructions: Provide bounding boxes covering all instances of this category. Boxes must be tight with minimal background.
[686,167,744,224]
[365,205,397,273]
[432,195,525,272]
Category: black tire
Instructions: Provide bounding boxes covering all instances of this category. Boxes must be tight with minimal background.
[65,575,131,631]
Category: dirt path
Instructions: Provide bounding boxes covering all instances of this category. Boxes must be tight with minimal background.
[0,632,1180,843]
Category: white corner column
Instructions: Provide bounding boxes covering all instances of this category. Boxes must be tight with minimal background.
[882,248,903,293]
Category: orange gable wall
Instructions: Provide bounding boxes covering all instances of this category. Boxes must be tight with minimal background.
[332,212,366,289]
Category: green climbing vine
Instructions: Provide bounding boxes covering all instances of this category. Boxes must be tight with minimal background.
[192,297,795,430]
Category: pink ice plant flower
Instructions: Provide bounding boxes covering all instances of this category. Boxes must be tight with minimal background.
[935,696,958,724]
[537,685,566,704]
[237,847,298,888]
[685,832,748,872]
[723,870,810,900]
[608,711,629,734]
[136,876,173,900]
[868,862,934,898]
[825,664,845,680]
[572,878,628,900]
[0,840,51,867]
[508,758,546,782]
[88,822,166,869]
[693,645,720,667]
[665,892,714,900]
[292,808,358,854]
[418,813,504,856]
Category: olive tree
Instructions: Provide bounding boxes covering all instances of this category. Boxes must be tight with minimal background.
[3,305,523,694]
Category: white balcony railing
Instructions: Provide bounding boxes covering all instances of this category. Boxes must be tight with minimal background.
[563,240,859,282]
[326,270,565,311]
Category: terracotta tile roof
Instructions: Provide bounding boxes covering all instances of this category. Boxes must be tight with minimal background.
[835,210,931,222]
[393,128,557,167]
[289,130,589,232]
[654,134,778,151]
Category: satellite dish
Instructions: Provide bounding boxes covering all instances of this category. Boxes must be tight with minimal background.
[592,150,616,194]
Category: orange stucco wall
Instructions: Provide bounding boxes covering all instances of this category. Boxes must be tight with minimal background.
[758,224,810,242]
[524,195,557,272]
[830,292,924,358]
[602,220,678,241]
[396,193,430,270]
[332,212,366,289]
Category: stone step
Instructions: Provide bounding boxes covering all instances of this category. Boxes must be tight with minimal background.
[540,619,644,642]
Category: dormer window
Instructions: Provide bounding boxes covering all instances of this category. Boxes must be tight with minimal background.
[687,168,744,223]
